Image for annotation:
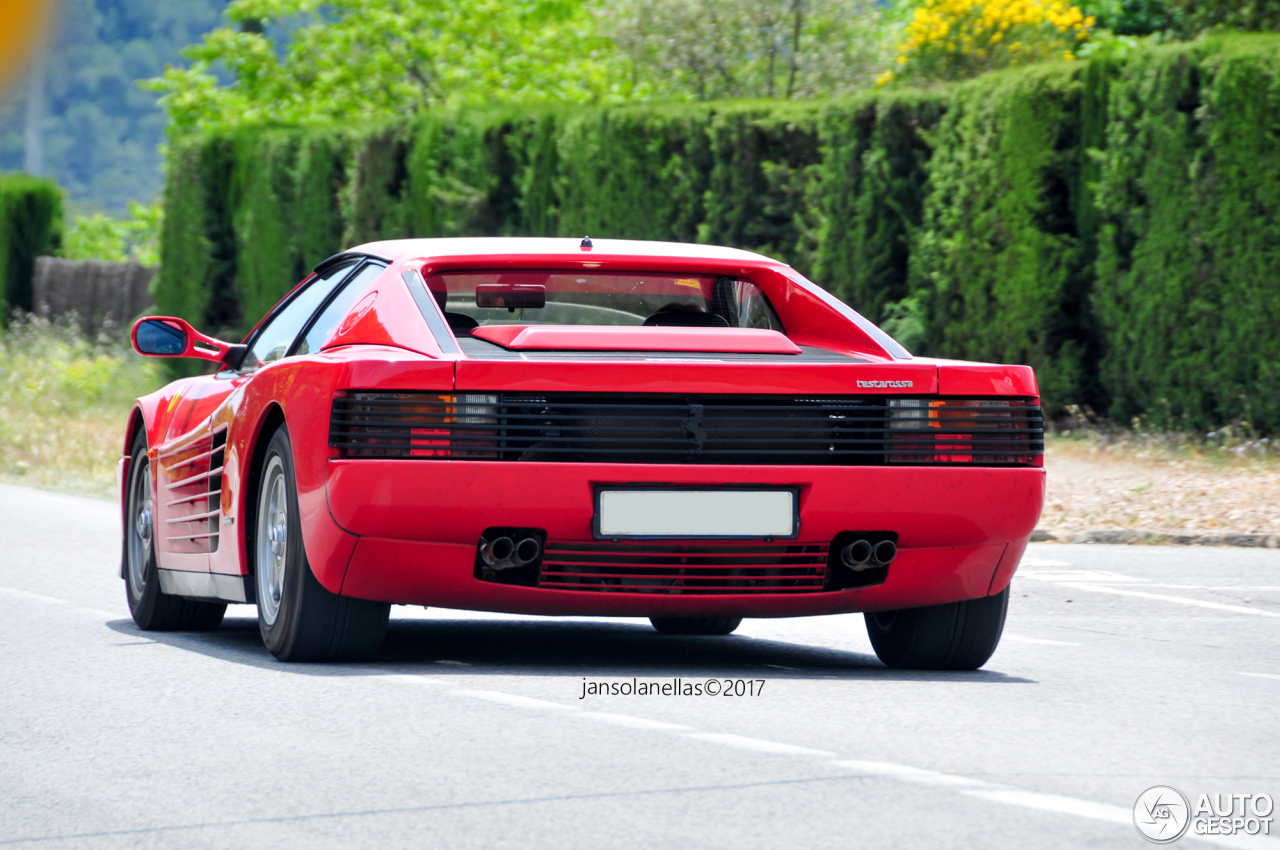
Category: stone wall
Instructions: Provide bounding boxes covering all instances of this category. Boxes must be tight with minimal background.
[32,257,154,335]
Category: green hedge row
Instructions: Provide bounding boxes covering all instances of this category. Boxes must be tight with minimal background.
[157,34,1280,432]
[0,174,63,316]
[1093,36,1280,432]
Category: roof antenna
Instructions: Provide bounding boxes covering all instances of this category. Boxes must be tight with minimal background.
[580,235,593,250]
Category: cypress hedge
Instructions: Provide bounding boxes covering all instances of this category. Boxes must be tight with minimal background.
[0,174,63,316]
[1093,35,1280,432]
[154,34,1280,431]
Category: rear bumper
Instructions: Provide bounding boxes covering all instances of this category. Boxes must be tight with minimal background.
[325,461,1044,616]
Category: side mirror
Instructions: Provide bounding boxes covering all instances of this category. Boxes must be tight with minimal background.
[131,317,246,368]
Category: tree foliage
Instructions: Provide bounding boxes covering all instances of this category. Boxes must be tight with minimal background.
[603,0,894,100]
[63,201,162,265]
[150,0,637,134]
[1092,35,1280,432]
[150,0,904,134]
[0,174,63,314]
[0,0,226,213]
[1165,0,1280,33]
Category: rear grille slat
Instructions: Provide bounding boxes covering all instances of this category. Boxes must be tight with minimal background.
[535,539,831,595]
[330,392,1043,466]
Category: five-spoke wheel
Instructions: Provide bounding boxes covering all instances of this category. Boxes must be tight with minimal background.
[254,426,389,662]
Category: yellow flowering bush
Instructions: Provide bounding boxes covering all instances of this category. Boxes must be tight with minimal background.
[880,0,1094,83]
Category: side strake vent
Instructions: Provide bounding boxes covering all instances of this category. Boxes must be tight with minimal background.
[538,541,831,594]
[207,431,225,553]
[161,425,226,554]
[330,392,1043,466]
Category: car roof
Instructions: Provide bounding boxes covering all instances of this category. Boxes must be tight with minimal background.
[348,237,787,267]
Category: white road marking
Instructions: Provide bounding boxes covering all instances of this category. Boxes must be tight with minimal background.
[1056,582,1280,618]
[455,689,583,711]
[577,712,692,731]
[1135,585,1280,592]
[0,587,68,605]
[1021,557,1072,567]
[1022,570,1145,583]
[1001,635,1080,646]
[683,732,835,757]
[375,673,450,687]
[832,760,993,788]
[368,674,1280,847]
[73,607,124,620]
[838,765,1280,849]
[962,788,1131,825]
[9,570,1275,845]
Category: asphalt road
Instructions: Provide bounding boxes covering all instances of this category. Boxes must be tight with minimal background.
[1,482,1278,849]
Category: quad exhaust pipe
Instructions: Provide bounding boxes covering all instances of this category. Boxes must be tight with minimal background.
[481,534,543,570]
[839,538,897,572]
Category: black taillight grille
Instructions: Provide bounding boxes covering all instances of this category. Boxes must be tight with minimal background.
[330,392,1043,466]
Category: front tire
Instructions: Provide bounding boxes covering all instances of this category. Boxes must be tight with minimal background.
[864,587,1009,671]
[650,617,742,636]
[124,431,226,631]
[254,426,389,662]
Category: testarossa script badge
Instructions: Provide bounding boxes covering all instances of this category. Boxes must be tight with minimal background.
[856,380,914,389]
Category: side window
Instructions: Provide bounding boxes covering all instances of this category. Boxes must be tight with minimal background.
[295,263,385,356]
[240,263,355,372]
[712,277,785,333]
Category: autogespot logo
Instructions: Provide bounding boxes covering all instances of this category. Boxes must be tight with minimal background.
[1134,786,1192,843]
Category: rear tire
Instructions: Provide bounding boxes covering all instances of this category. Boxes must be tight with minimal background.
[650,617,742,636]
[124,431,226,631]
[254,426,389,662]
[864,587,1009,671]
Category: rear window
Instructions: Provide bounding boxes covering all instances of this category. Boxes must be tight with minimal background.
[424,271,784,332]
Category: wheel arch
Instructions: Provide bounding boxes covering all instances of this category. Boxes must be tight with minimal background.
[119,406,149,579]
[242,403,287,578]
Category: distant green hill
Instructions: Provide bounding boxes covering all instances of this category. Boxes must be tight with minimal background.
[0,0,228,215]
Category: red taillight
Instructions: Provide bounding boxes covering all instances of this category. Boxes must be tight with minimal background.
[888,398,1037,465]
[409,427,450,457]
[333,393,498,459]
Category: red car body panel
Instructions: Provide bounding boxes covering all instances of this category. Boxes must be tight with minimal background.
[328,462,1042,615]
[123,238,1045,618]
[469,324,804,354]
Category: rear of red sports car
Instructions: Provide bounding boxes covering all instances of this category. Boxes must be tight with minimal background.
[125,236,1044,667]
[310,238,1045,665]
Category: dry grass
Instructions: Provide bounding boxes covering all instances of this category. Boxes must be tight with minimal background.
[0,317,165,500]
[1042,432,1280,534]
[3,322,1277,534]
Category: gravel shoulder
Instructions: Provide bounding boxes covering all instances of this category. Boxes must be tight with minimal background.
[1040,438,1280,538]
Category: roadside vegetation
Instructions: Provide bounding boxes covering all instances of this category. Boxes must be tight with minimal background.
[0,316,164,499]
[4,316,1275,538]
[1042,433,1280,534]
[5,0,1280,527]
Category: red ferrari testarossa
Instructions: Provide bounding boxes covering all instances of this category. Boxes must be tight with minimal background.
[122,238,1044,666]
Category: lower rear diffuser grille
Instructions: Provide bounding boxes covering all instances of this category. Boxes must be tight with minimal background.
[537,540,831,595]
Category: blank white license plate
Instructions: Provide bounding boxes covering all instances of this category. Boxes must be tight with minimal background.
[595,489,797,538]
